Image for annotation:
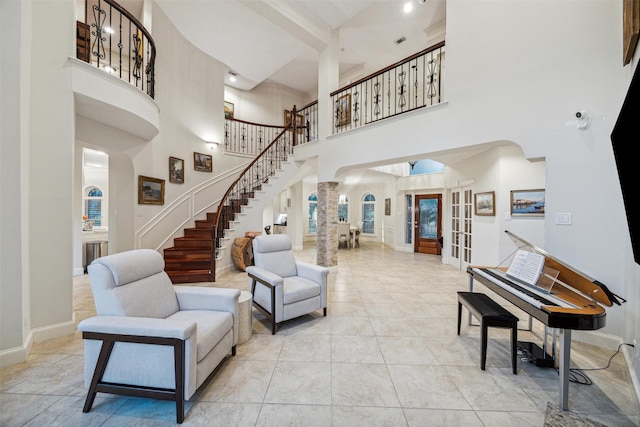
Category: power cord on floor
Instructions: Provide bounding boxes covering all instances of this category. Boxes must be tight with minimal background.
[552,342,634,385]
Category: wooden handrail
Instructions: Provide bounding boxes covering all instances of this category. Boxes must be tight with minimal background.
[330,41,445,97]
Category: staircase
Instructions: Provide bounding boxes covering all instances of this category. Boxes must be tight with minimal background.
[163,111,302,284]
[163,196,254,284]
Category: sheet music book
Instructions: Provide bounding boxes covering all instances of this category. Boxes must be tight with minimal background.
[506,250,546,286]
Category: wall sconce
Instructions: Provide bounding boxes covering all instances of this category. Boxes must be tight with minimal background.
[228,71,237,82]
[408,160,418,169]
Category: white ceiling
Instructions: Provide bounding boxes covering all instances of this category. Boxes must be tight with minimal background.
[152,0,447,94]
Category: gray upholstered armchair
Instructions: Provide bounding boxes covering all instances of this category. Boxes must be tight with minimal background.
[78,249,240,424]
[246,234,329,334]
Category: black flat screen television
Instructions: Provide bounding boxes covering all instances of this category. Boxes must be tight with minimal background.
[611,62,640,264]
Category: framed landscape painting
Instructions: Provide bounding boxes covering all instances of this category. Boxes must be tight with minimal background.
[138,175,165,205]
[511,189,545,217]
[336,93,351,127]
[169,156,184,184]
[194,152,212,172]
[474,191,495,216]
[224,101,234,119]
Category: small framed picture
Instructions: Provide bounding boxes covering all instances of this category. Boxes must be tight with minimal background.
[169,156,184,184]
[138,175,165,205]
[336,93,351,127]
[224,101,234,119]
[474,191,495,216]
[511,189,545,217]
[194,152,212,172]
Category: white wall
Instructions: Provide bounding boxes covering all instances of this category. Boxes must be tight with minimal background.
[224,83,307,126]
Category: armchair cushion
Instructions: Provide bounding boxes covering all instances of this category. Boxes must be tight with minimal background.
[88,249,179,318]
[282,277,321,304]
[252,234,297,277]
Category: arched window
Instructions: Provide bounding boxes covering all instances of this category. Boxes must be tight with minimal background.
[338,193,349,222]
[84,186,103,226]
[308,193,318,233]
[362,193,376,234]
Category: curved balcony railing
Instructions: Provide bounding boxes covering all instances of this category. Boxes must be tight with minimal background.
[78,0,156,98]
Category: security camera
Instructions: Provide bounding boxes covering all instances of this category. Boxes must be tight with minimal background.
[576,110,587,119]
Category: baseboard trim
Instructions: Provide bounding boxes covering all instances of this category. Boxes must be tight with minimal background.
[32,319,77,343]
[0,331,33,368]
[572,330,622,351]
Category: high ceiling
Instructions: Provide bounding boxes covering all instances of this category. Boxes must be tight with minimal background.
[153,0,447,94]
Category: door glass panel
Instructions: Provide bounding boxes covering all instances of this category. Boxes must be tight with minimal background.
[418,198,438,239]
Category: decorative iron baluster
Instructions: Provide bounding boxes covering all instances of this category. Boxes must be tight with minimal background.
[224,122,230,148]
[397,69,407,110]
[426,56,438,99]
[91,3,107,64]
[258,129,263,151]
[132,32,143,81]
[118,15,123,78]
[387,72,391,116]
[365,83,369,123]
[373,81,381,118]
[240,125,246,149]
[353,89,360,124]
[412,64,419,108]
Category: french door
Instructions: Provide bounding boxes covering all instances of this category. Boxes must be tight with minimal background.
[414,194,442,255]
[449,186,473,271]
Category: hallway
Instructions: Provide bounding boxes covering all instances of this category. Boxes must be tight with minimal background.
[1,243,638,426]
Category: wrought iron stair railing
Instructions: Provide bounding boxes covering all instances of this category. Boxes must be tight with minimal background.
[210,106,304,281]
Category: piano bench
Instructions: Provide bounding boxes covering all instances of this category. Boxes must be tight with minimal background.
[457,291,519,374]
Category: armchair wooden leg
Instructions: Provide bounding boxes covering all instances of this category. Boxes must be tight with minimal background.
[83,339,116,413]
[323,308,327,316]
[174,340,185,424]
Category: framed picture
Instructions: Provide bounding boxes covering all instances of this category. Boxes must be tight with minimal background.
[138,175,165,205]
[169,156,184,184]
[336,93,351,127]
[510,189,545,217]
[224,101,234,119]
[194,152,213,172]
[474,191,495,216]
[284,110,304,131]
[385,198,391,216]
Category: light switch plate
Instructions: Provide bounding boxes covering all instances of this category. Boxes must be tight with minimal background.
[556,213,572,225]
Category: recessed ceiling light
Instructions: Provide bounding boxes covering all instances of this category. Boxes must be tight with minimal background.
[403,2,413,13]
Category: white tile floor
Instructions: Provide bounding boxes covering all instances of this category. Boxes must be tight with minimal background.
[1,243,639,426]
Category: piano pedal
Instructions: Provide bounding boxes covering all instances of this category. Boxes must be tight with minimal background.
[517,341,555,368]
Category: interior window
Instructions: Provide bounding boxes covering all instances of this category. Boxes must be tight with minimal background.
[308,193,318,233]
[84,187,103,227]
[362,193,375,233]
[338,193,349,222]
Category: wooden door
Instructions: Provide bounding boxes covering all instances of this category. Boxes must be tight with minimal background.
[414,194,442,255]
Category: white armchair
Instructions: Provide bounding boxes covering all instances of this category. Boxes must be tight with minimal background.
[78,249,240,424]
[246,235,329,334]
